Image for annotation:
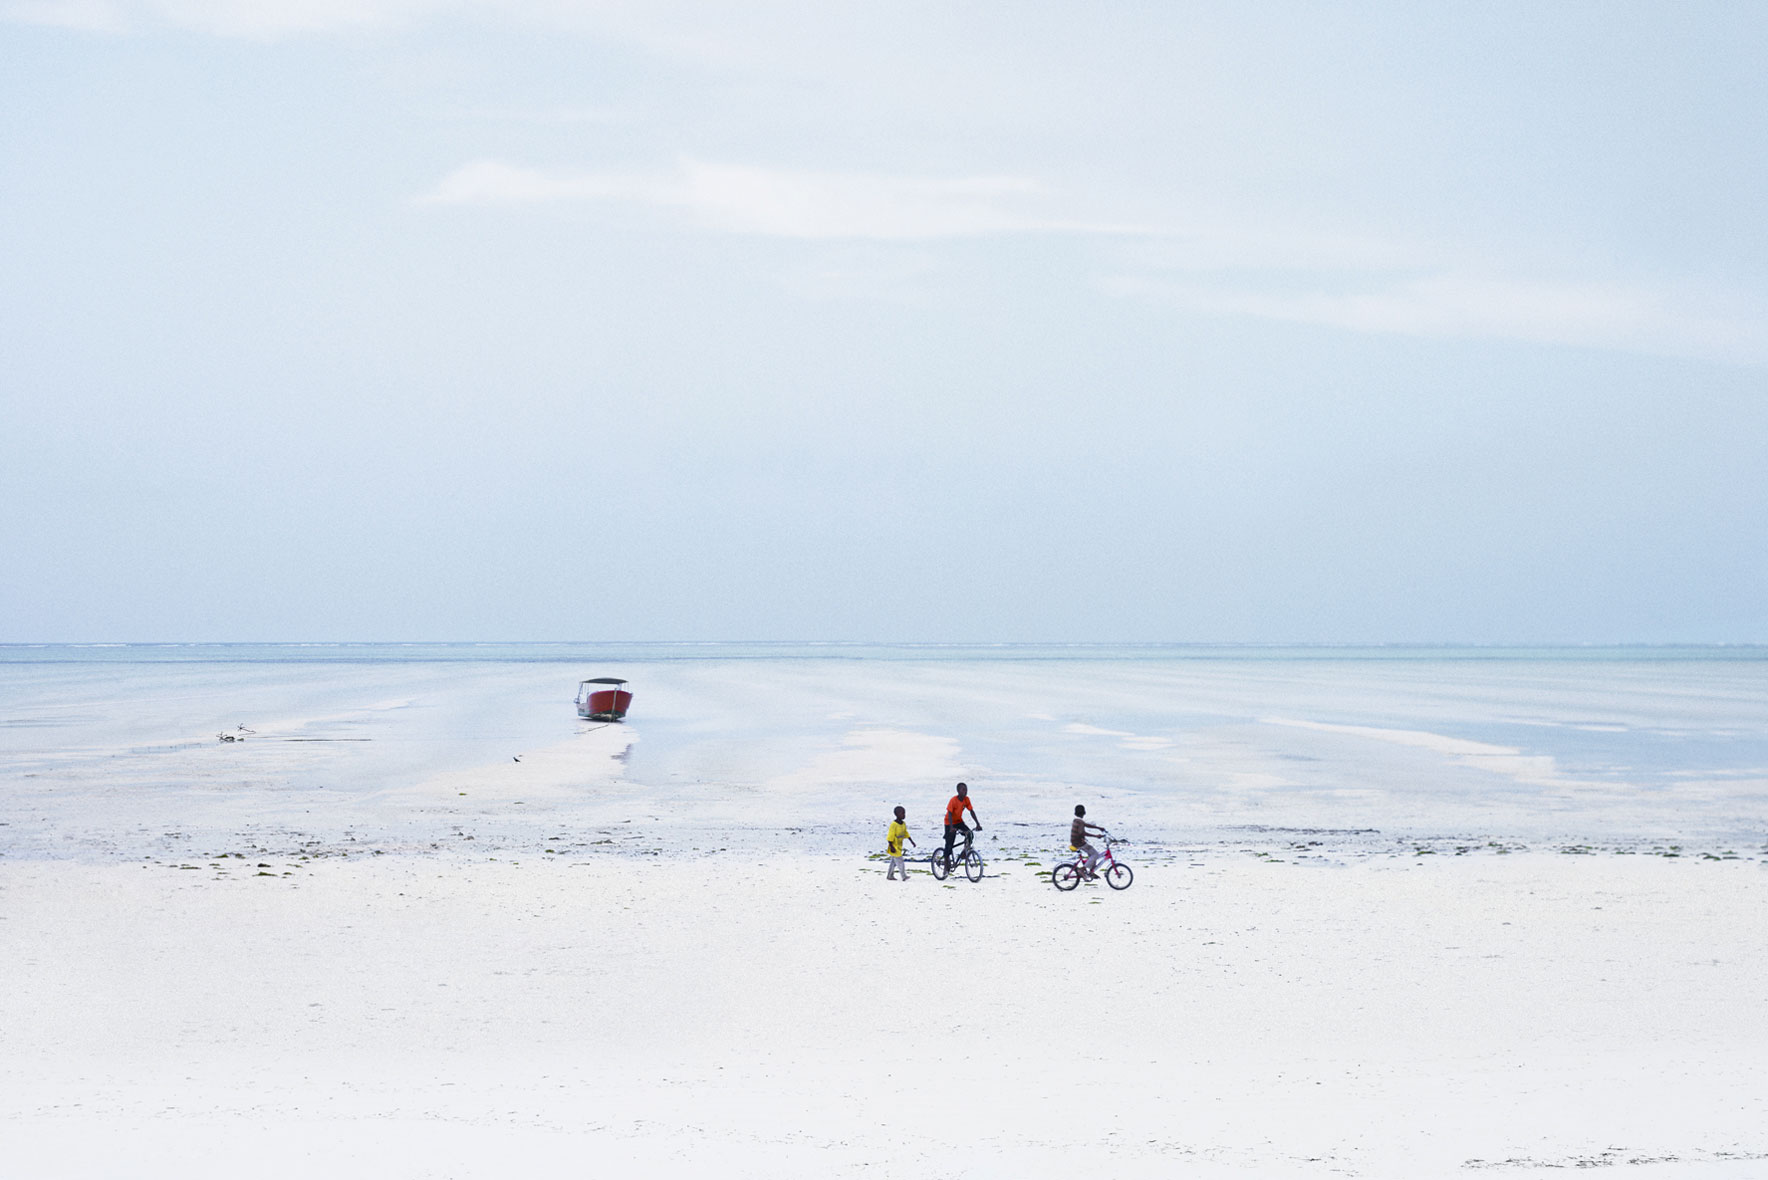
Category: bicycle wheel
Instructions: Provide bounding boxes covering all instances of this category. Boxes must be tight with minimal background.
[962,849,984,882]
[930,851,950,880]
[1105,862,1134,890]
[1051,863,1081,891]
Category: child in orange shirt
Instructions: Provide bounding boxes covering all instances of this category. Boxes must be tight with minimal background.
[943,782,980,861]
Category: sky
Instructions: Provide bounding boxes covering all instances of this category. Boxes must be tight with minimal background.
[2,1,1766,643]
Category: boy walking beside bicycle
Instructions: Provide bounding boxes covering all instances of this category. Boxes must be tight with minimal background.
[885,805,915,881]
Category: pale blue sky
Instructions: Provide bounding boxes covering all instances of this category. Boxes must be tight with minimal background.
[3,1,1765,642]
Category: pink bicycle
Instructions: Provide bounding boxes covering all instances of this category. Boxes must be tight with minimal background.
[1051,832,1133,891]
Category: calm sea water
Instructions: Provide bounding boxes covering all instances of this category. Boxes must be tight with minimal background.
[3,644,1766,860]
[6,642,1766,664]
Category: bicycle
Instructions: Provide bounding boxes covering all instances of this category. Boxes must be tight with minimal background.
[1051,832,1133,891]
[930,826,984,883]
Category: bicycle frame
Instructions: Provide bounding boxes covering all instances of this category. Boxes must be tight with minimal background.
[1068,837,1114,870]
[1052,834,1133,891]
[931,825,984,882]
[943,825,976,857]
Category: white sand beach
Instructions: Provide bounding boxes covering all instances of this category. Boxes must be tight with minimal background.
[4,853,1765,1178]
[3,648,1767,1177]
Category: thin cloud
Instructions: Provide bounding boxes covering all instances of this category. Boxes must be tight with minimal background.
[777,244,943,304]
[0,0,868,54]
[423,160,631,204]
[422,158,1143,240]
[423,156,1768,366]
[2,0,128,31]
[4,0,445,36]
[1103,270,1768,367]
[158,0,436,36]
[444,104,632,126]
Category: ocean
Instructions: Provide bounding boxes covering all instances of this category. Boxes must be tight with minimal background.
[3,644,1766,863]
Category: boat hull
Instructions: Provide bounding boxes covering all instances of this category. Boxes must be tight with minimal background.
[577,688,632,721]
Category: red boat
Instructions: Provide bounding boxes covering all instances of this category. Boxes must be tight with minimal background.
[575,677,632,722]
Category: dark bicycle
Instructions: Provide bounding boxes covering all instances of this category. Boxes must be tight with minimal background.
[931,826,984,882]
[1051,832,1133,891]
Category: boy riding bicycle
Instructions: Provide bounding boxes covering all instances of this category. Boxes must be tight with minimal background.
[1070,804,1106,878]
[944,782,980,862]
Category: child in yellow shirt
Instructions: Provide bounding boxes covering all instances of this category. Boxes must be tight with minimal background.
[886,805,915,881]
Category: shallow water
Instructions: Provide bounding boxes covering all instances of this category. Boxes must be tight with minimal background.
[3,645,1766,861]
